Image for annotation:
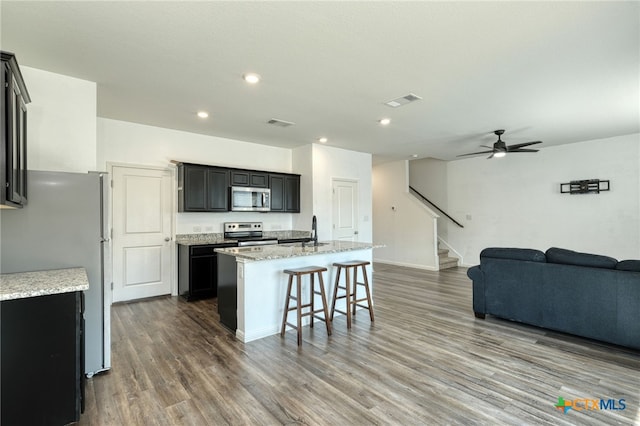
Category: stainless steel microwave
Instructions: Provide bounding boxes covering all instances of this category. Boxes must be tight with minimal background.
[230,186,271,211]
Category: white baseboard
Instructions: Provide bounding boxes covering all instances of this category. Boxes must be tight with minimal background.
[237,324,280,343]
[373,259,439,271]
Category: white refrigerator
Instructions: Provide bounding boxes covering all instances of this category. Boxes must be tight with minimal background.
[1,170,111,377]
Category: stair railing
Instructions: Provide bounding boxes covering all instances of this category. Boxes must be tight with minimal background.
[409,186,464,228]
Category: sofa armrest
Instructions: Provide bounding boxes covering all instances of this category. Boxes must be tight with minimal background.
[467,266,486,318]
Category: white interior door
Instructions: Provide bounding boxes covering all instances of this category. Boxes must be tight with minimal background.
[332,179,359,241]
[112,165,173,302]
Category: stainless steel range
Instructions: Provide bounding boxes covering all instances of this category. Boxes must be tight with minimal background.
[223,222,278,246]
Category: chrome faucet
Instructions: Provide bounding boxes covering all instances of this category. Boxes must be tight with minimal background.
[311,215,318,246]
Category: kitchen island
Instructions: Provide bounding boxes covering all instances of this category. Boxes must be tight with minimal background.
[216,241,377,342]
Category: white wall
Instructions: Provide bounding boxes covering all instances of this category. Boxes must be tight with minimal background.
[446,133,640,264]
[292,144,314,232]
[372,160,439,270]
[22,67,97,172]
[409,157,450,240]
[97,118,292,172]
[293,144,372,243]
[97,118,295,234]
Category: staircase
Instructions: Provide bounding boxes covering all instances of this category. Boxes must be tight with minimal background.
[407,186,463,270]
[438,244,459,270]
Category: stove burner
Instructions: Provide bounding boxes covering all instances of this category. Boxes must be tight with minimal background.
[224,222,277,246]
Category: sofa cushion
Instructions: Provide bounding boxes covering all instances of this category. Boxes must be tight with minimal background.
[616,260,640,272]
[546,247,617,269]
[480,247,546,263]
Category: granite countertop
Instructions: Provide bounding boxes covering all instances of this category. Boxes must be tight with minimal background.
[0,267,89,301]
[215,240,379,261]
[175,230,311,246]
[175,233,234,246]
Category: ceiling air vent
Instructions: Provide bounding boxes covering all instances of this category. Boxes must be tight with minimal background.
[267,118,295,127]
[384,93,422,108]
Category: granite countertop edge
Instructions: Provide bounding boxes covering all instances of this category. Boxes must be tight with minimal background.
[0,267,89,301]
[215,241,382,261]
[175,230,312,246]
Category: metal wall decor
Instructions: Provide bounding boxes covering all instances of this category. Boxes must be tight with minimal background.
[560,179,610,194]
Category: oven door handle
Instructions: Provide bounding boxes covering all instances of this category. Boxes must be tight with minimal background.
[237,239,278,247]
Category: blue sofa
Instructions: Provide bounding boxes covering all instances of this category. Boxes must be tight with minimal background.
[467,247,640,350]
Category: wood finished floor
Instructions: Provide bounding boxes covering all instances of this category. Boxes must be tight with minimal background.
[80,264,640,425]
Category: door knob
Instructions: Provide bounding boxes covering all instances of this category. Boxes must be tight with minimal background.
[354,231,359,235]
[165,237,171,242]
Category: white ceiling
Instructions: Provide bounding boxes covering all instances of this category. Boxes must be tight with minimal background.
[1,1,638,163]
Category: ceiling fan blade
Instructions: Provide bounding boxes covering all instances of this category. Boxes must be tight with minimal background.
[508,149,539,153]
[456,150,494,157]
[487,153,494,159]
[480,145,494,149]
[506,141,542,150]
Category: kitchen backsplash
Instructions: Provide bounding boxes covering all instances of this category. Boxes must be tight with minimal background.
[176,212,296,235]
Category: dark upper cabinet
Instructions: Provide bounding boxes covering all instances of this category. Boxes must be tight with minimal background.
[178,164,229,212]
[1,51,30,209]
[284,174,300,212]
[178,163,300,213]
[269,174,285,211]
[181,165,206,211]
[207,168,229,211]
[231,170,268,188]
[269,173,300,213]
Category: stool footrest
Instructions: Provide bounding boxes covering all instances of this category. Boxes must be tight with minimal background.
[280,267,332,346]
[329,261,374,329]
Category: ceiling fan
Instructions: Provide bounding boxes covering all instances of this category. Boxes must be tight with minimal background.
[457,130,542,159]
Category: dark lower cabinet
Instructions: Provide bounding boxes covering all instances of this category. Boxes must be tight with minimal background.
[1,291,83,425]
[217,253,238,331]
[178,243,237,300]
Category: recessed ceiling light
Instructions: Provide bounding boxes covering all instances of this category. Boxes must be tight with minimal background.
[411,154,418,158]
[379,118,391,126]
[197,111,209,119]
[318,137,328,143]
[243,73,261,84]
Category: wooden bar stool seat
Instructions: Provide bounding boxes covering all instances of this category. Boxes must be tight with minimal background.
[281,266,332,346]
[330,260,374,329]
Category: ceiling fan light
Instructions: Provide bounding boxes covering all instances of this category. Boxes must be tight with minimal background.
[494,151,506,158]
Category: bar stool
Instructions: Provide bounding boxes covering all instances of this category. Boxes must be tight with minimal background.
[330,260,374,329]
[281,266,332,346]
